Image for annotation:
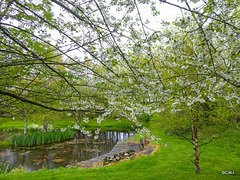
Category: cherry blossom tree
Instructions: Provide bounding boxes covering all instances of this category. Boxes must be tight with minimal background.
[0,0,239,173]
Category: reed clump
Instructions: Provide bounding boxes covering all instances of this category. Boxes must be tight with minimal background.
[11,130,74,147]
[0,163,11,174]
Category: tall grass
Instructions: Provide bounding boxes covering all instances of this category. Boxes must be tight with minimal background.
[11,130,75,147]
[0,163,11,174]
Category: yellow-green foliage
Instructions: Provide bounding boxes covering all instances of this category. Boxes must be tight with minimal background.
[10,166,26,174]
[0,141,12,148]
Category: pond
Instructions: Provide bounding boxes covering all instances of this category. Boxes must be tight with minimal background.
[0,131,133,172]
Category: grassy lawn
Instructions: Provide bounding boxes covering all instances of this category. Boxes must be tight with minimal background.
[81,118,135,131]
[0,116,135,150]
[0,117,25,130]
[0,126,239,179]
[0,116,135,132]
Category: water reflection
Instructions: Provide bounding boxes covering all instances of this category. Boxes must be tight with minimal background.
[0,131,133,172]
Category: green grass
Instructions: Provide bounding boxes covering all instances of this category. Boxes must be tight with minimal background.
[0,116,135,132]
[0,117,73,130]
[0,116,136,149]
[0,117,25,130]
[0,127,239,179]
[81,118,136,132]
[0,141,12,148]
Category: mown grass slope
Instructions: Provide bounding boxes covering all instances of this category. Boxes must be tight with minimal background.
[1,127,239,180]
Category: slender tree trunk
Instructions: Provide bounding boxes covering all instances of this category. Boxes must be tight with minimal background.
[24,113,27,137]
[77,111,82,125]
[192,125,200,173]
[43,120,49,134]
[191,109,200,174]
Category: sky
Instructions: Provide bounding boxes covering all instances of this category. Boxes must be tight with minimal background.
[137,1,182,22]
[50,0,200,59]
[52,0,183,31]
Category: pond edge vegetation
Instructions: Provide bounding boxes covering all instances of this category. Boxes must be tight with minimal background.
[11,129,75,147]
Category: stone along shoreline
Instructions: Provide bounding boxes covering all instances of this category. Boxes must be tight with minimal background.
[66,139,158,169]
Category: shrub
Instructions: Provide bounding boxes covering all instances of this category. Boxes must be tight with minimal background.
[138,113,152,123]
[27,124,54,132]
[10,165,26,173]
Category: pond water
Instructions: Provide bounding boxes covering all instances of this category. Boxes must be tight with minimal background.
[0,131,133,172]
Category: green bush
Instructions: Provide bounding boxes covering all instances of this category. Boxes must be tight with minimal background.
[138,113,152,123]
[11,130,75,147]
[10,165,26,174]
[27,124,54,132]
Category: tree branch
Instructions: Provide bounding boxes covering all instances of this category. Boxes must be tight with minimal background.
[0,89,104,113]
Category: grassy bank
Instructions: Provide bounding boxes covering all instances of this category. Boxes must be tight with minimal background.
[0,126,239,179]
[0,117,135,132]
[0,116,136,149]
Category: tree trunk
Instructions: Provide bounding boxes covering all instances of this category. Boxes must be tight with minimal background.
[191,109,200,174]
[77,111,82,125]
[192,126,200,173]
[43,120,49,134]
[24,114,27,136]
